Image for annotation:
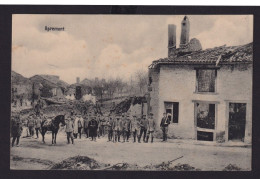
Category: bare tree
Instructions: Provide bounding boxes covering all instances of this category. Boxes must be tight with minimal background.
[135,69,148,95]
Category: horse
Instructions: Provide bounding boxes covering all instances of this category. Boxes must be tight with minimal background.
[41,115,66,145]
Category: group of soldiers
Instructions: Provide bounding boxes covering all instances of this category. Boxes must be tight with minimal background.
[11,109,172,147]
[64,110,157,143]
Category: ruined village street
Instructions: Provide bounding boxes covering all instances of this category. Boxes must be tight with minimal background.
[10,131,251,171]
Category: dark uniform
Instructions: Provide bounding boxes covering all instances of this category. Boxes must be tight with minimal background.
[11,114,23,147]
[88,117,98,141]
[160,113,171,142]
[122,114,131,142]
[83,115,90,138]
[139,115,148,143]
[107,116,114,142]
[27,116,35,137]
[131,115,140,143]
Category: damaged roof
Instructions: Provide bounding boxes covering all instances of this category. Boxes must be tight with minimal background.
[149,42,253,68]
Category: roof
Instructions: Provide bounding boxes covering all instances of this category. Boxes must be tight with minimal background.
[149,42,253,68]
[30,75,68,89]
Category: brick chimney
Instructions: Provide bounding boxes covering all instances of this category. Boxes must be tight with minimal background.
[168,24,176,58]
[76,77,80,84]
[180,16,190,48]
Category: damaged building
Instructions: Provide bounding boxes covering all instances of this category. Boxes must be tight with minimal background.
[148,16,252,144]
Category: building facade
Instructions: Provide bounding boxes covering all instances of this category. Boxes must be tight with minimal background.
[148,17,252,144]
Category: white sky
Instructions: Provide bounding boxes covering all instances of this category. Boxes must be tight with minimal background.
[12,15,253,84]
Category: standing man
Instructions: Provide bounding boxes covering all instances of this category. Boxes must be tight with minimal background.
[65,113,74,144]
[130,115,140,143]
[77,113,84,139]
[160,112,171,142]
[107,115,114,142]
[88,116,98,141]
[146,113,156,143]
[34,113,42,139]
[113,115,122,143]
[96,114,101,138]
[34,100,41,116]
[100,115,106,137]
[83,114,89,138]
[27,114,35,137]
[139,114,148,143]
[121,114,126,143]
[124,114,131,142]
[11,113,23,147]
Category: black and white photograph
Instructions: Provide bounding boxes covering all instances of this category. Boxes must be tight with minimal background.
[10,14,253,171]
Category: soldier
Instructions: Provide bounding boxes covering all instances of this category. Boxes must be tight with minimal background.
[88,116,98,141]
[139,114,148,143]
[113,114,122,143]
[107,114,114,142]
[160,112,171,142]
[11,113,23,147]
[27,114,35,137]
[96,114,101,138]
[34,113,42,139]
[83,114,90,138]
[100,115,106,137]
[65,113,74,144]
[146,113,156,143]
[130,115,140,143]
[77,113,84,139]
[123,113,132,142]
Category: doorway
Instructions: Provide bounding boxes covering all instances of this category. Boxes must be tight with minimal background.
[228,103,246,141]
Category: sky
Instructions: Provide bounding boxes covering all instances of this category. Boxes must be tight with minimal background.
[12,15,253,84]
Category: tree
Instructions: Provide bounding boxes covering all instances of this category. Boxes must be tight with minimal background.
[135,69,148,95]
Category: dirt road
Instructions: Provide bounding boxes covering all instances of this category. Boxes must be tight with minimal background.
[10,131,251,170]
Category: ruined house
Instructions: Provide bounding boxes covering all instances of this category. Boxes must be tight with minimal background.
[148,16,252,144]
[11,71,32,106]
[30,75,68,98]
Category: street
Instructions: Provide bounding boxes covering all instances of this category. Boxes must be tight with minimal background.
[10,131,251,170]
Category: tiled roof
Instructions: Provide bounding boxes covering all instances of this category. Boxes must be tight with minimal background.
[149,42,253,68]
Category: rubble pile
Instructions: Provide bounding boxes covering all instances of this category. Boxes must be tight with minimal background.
[16,100,95,120]
[223,164,242,171]
[111,96,146,114]
[50,156,105,170]
[50,155,201,171]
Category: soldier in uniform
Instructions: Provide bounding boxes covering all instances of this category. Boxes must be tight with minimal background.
[83,113,90,138]
[11,113,23,147]
[34,113,43,139]
[113,114,122,143]
[88,115,98,141]
[160,112,171,142]
[107,114,114,142]
[123,113,131,142]
[146,113,156,143]
[27,114,35,137]
[130,115,140,143]
[139,114,148,143]
[65,113,74,144]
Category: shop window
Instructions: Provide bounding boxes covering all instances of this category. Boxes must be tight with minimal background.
[164,102,179,123]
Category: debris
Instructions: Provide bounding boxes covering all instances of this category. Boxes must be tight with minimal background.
[223,164,242,171]
[50,156,105,170]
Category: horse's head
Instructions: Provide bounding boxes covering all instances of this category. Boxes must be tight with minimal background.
[54,115,66,126]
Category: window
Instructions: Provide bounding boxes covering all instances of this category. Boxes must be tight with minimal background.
[194,102,217,141]
[196,69,216,93]
[196,103,215,129]
[164,102,179,123]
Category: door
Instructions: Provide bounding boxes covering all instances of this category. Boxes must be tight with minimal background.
[228,103,246,141]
